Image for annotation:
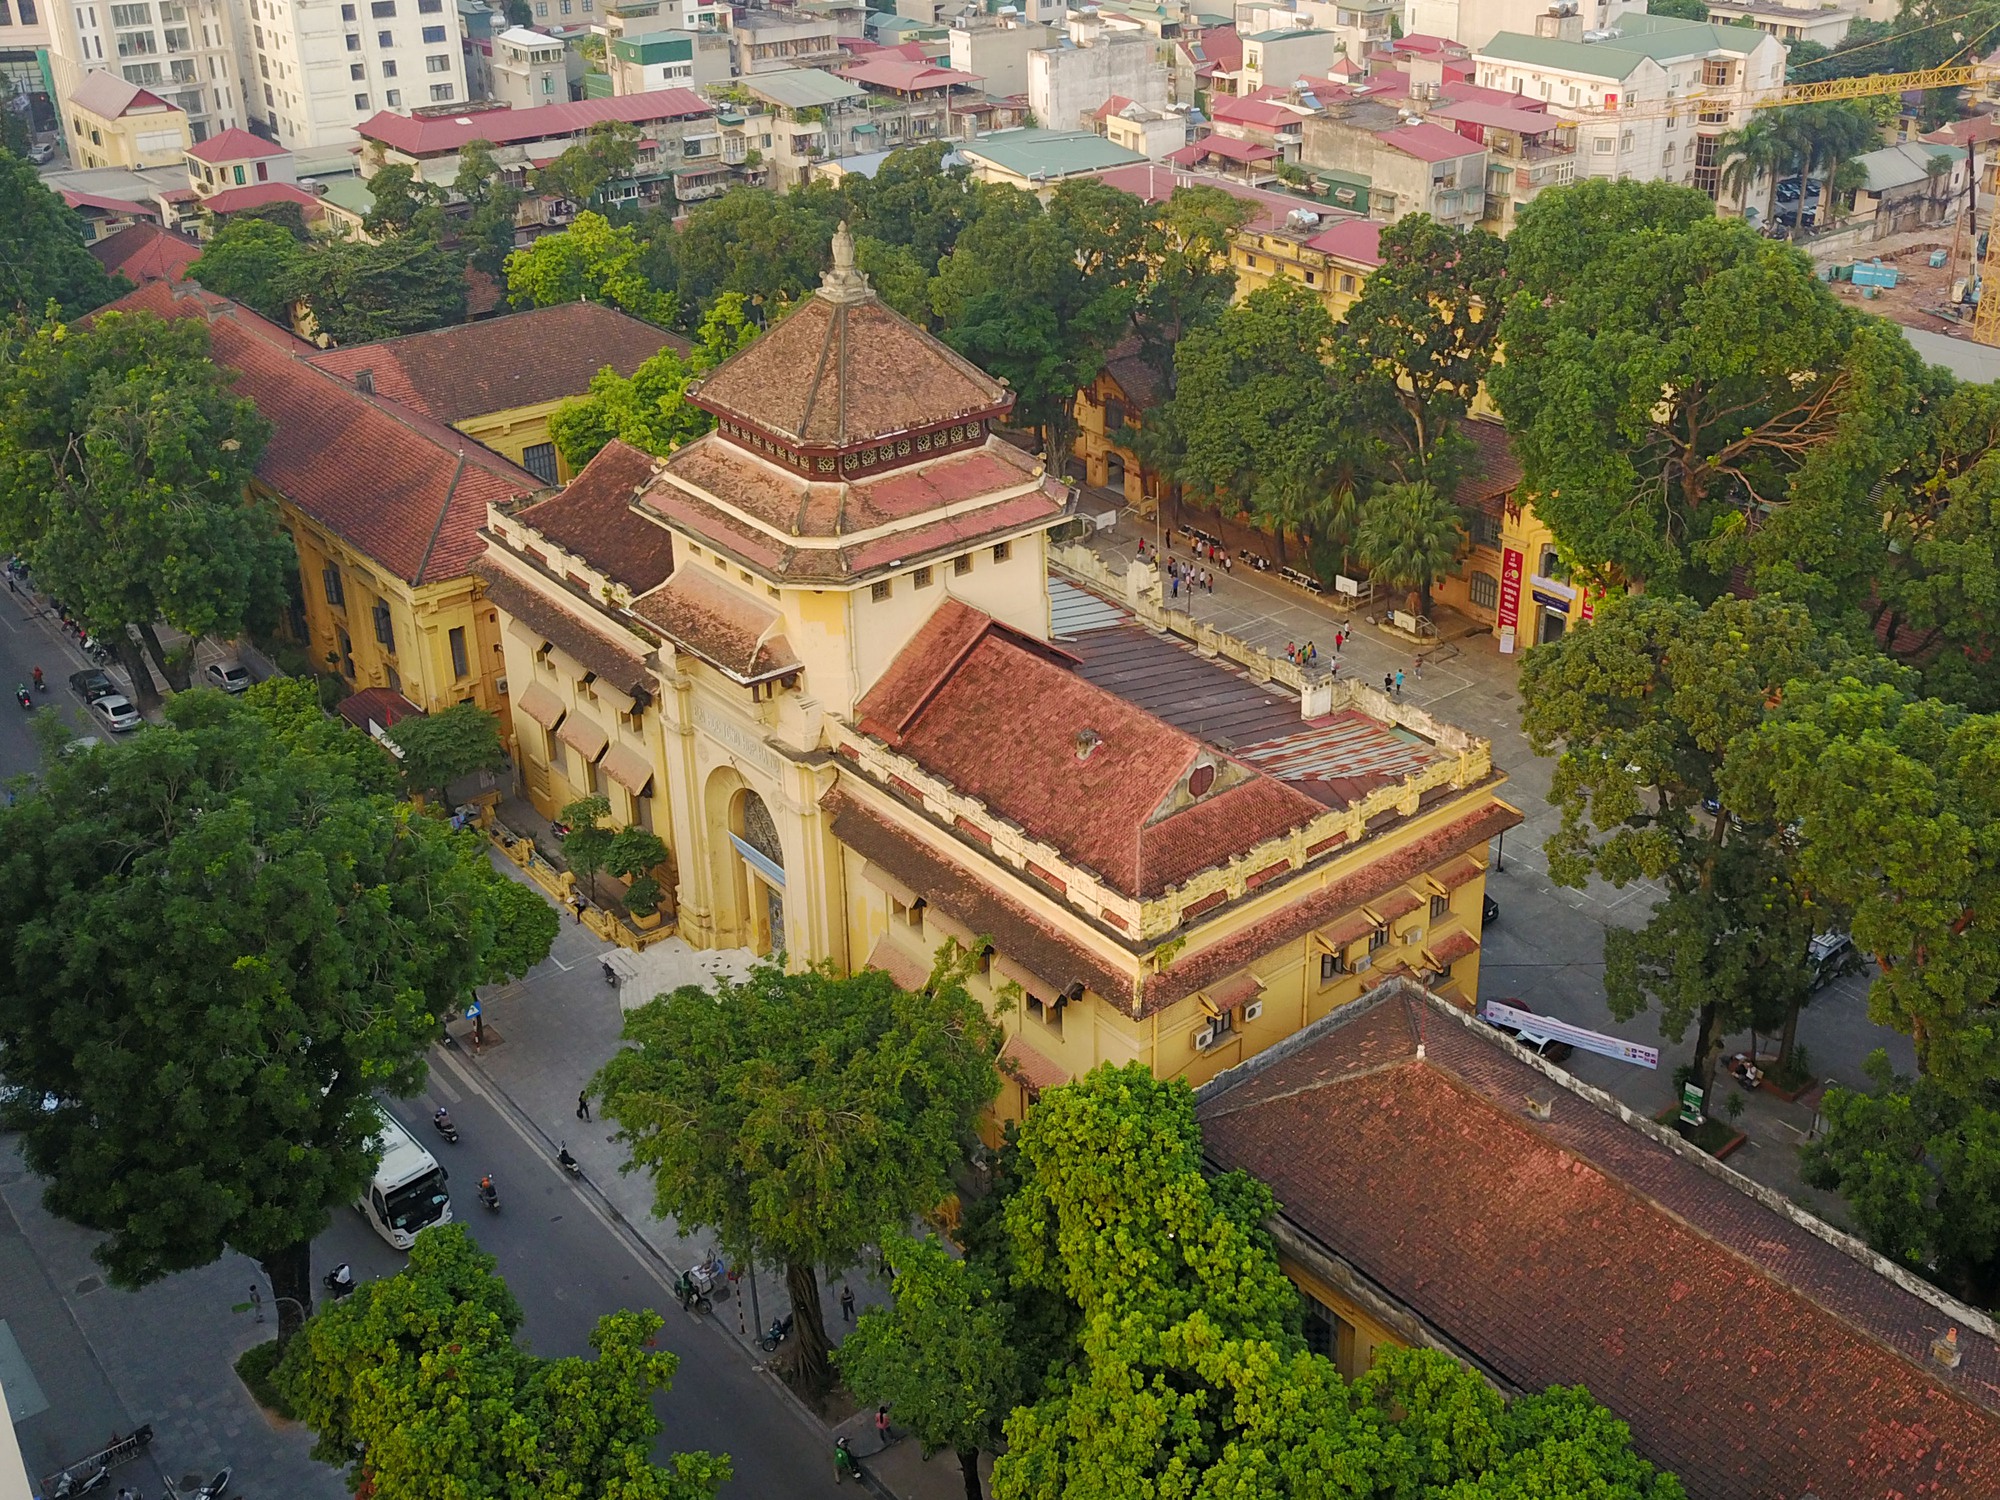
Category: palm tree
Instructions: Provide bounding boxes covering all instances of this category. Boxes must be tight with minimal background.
[1807,102,1880,234]
[1824,157,1867,226]
[1720,113,1787,224]
[1354,480,1465,620]
[1924,148,1955,220]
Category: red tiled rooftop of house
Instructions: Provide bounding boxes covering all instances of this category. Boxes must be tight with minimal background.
[199,182,322,216]
[1376,120,1478,163]
[88,221,199,287]
[1198,988,2000,1500]
[1210,95,1304,129]
[306,302,685,426]
[511,438,673,593]
[838,56,980,91]
[854,601,1325,898]
[61,189,161,219]
[357,90,712,156]
[1168,135,1280,167]
[186,127,291,163]
[100,281,538,585]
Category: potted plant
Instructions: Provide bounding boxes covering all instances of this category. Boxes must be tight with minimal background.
[624,873,664,930]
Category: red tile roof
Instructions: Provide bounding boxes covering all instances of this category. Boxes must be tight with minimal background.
[1089,162,1358,234]
[1092,94,1136,119]
[62,189,160,219]
[99,281,538,585]
[88,221,199,286]
[1454,418,1521,512]
[306,302,684,425]
[510,439,672,592]
[826,785,1138,1006]
[1168,135,1280,166]
[855,602,1325,899]
[336,686,424,732]
[1199,989,2000,1500]
[1377,120,1479,163]
[691,283,1011,450]
[1430,98,1559,133]
[1193,23,1242,73]
[186,127,291,163]
[1304,217,1383,267]
[474,565,653,697]
[838,56,980,91]
[200,182,323,216]
[629,567,798,683]
[357,90,713,156]
[1210,95,1303,129]
[866,934,933,992]
[70,71,174,119]
[1001,1033,1068,1093]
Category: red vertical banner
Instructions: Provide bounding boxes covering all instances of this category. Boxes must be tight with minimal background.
[1579,588,1596,623]
[1496,546,1524,654]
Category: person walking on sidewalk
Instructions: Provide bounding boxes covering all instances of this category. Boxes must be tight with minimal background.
[576,1090,590,1121]
[1395,669,1405,698]
[834,1437,864,1485]
[1383,672,1394,695]
[840,1284,856,1323]
[875,1406,893,1445]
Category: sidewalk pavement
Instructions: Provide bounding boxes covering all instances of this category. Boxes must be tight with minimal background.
[454,851,969,1500]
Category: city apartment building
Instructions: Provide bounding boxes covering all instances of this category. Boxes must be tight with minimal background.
[1300,105,1489,226]
[50,0,242,144]
[237,0,471,152]
[1472,13,1784,199]
[1404,0,1637,52]
[0,0,56,134]
[489,24,562,106]
[62,67,189,162]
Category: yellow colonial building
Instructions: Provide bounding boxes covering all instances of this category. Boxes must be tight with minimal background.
[1229,216,1383,321]
[307,303,686,485]
[102,279,541,731]
[480,227,1520,1122]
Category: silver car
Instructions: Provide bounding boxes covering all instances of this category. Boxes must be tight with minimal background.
[90,694,141,733]
[204,660,252,694]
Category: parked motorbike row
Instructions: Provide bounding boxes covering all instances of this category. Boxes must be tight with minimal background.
[43,1421,231,1500]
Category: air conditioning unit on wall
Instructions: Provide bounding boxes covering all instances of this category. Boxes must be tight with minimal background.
[1243,1000,1263,1023]
[1193,1022,1218,1051]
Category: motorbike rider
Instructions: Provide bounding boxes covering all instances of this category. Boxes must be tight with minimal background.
[30,667,42,691]
[14,685,27,707]
[557,1143,578,1172]
[478,1173,498,1205]
[434,1106,454,1132]
[328,1262,355,1296]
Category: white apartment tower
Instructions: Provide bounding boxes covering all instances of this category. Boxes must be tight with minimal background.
[50,0,243,142]
[239,0,470,151]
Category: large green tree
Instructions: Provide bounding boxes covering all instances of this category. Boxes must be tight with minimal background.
[644,183,840,324]
[1493,198,1871,593]
[385,699,508,805]
[0,683,554,1343]
[506,209,678,326]
[452,140,526,279]
[1801,1050,2000,1306]
[0,148,124,316]
[593,956,999,1397]
[1735,678,2000,1091]
[836,1233,1023,1500]
[533,120,642,210]
[280,1223,727,1499]
[1335,213,1507,487]
[991,1065,1682,1499]
[188,215,307,323]
[296,233,468,344]
[0,308,289,699]
[547,292,755,469]
[1520,594,1884,1100]
[1169,281,1353,567]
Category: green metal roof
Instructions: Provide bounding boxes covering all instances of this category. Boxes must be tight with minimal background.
[738,67,865,109]
[1478,15,1769,78]
[961,128,1146,180]
[611,33,693,63]
[313,173,375,217]
[1245,26,1332,41]
[1853,140,1963,192]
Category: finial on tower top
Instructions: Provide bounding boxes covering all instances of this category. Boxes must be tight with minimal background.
[818,220,873,304]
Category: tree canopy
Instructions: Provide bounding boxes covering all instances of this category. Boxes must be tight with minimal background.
[0,148,124,317]
[547,293,755,470]
[593,954,1000,1395]
[0,682,554,1341]
[0,308,289,697]
[506,209,678,326]
[988,1065,1683,1499]
[280,1223,727,1500]
[386,699,508,805]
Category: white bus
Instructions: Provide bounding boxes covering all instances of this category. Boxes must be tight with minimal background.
[355,1105,452,1250]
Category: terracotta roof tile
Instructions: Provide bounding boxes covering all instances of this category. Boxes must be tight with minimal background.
[88,222,199,287]
[1145,799,1520,1011]
[473,566,652,697]
[201,182,323,216]
[1453,417,1521,512]
[865,934,933,992]
[855,604,1324,898]
[187,127,290,162]
[691,292,1010,449]
[1424,928,1478,966]
[306,303,685,425]
[335,687,423,732]
[99,281,536,585]
[357,89,712,156]
[628,567,798,683]
[1001,1033,1069,1093]
[512,439,673,592]
[1199,995,2000,1500]
[826,786,1135,1005]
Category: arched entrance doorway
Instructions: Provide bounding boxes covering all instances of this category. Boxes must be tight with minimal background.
[730,789,786,957]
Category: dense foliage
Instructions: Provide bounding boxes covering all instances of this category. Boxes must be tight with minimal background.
[280,1224,726,1499]
[0,682,553,1341]
[594,954,1000,1395]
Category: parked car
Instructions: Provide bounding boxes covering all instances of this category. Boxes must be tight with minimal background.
[1808,931,1862,991]
[27,142,53,166]
[68,668,118,705]
[1481,893,1499,928]
[89,694,141,733]
[1481,1001,1573,1063]
[204,659,252,694]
